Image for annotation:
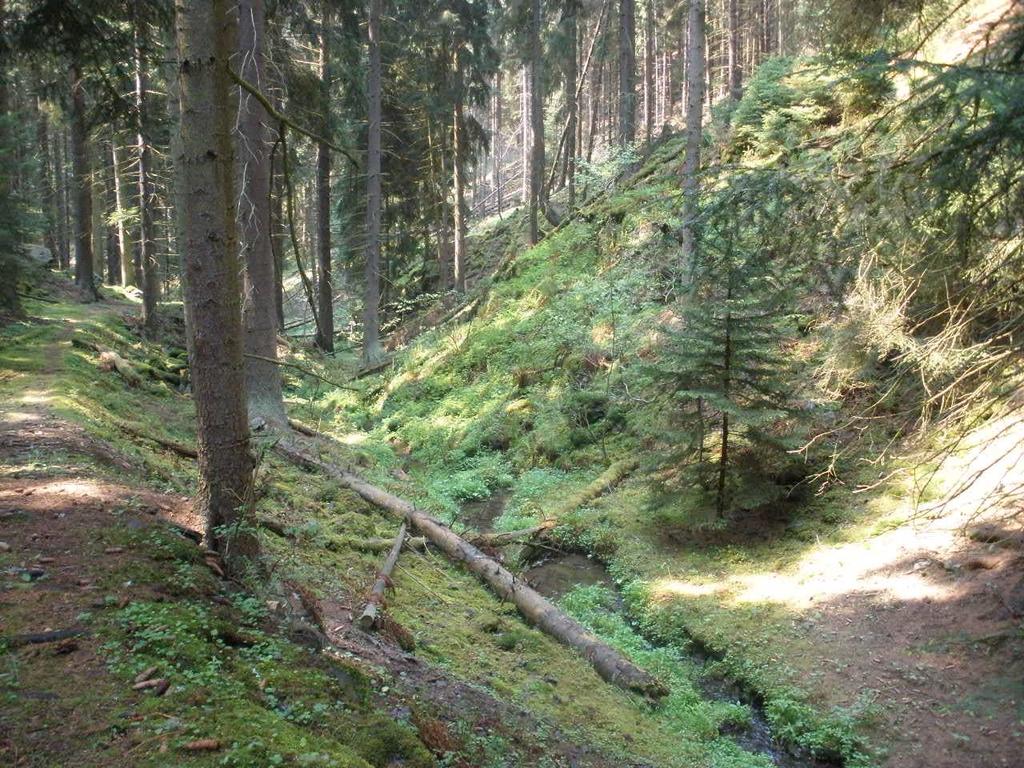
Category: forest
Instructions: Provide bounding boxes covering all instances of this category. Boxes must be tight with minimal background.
[1,0,1022,766]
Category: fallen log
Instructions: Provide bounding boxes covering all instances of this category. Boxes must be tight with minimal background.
[5,627,90,648]
[357,522,406,630]
[469,520,556,547]
[327,535,427,553]
[276,440,667,699]
[72,338,181,387]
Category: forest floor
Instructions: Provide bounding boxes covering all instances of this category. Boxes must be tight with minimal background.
[0,292,642,768]
[3,280,1023,768]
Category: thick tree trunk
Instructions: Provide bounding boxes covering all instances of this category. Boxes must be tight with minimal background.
[237,0,285,424]
[134,13,159,331]
[174,0,257,567]
[680,0,705,268]
[362,0,384,364]
[69,64,97,301]
[278,440,668,699]
[618,0,636,146]
[314,5,335,353]
[452,65,467,293]
[528,0,544,245]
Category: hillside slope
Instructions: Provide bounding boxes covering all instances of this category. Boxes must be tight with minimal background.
[305,59,1024,768]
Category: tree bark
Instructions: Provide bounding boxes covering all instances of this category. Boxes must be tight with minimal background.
[134,10,159,330]
[618,0,636,146]
[680,0,705,268]
[277,440,668,699]
[174,0,257,567]
[110,140,136,286]
[237,0,285,423]
[69,64,97,300]
[362,0,384,364]
[528,0,544,245]
[315,3,335,353]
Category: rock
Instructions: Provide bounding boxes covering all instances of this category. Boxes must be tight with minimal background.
[0,542,10,552]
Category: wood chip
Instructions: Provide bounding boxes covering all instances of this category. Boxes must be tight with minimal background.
[104,547,124,554]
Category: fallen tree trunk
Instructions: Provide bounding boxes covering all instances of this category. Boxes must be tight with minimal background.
[357,522,406,630]
[328,535,426,553]
[470,519,556,547]
[276,440,667,699]
[72,338,181,387]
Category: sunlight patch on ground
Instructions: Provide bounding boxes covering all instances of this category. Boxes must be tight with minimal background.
[653,413,1024,612]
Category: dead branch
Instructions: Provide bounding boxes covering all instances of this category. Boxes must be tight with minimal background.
[357,522,406,630]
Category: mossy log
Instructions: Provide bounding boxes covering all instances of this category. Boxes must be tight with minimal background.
[276,439,668,699]
[72,337,181,386]
[357,522,406,630]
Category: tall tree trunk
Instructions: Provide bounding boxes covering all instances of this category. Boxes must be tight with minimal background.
[55,126,71,270]
[492,69,503,217]
[618,0,636,146]
[135,11,159,331]
[520,65,530,205]
[452,82,467,293]
[69,64,97,300]
[727,0,742,101]
[314,4,335,353]
[237,0,285,423]
[35,99,60,265]
[110,140,134,286]
[566,0,579,209]
[102,140,121,283]
[528,0,544,245]
[362,0,384,364]
[174,0,257,566]
[681,0,705,268]
[643,0,655,145]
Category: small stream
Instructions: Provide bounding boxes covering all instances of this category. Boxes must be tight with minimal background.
[462,495,835,768]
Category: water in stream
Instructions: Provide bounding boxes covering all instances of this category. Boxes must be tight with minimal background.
[462,494,835,768]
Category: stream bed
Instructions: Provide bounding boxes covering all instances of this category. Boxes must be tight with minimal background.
[462,495,834,768]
